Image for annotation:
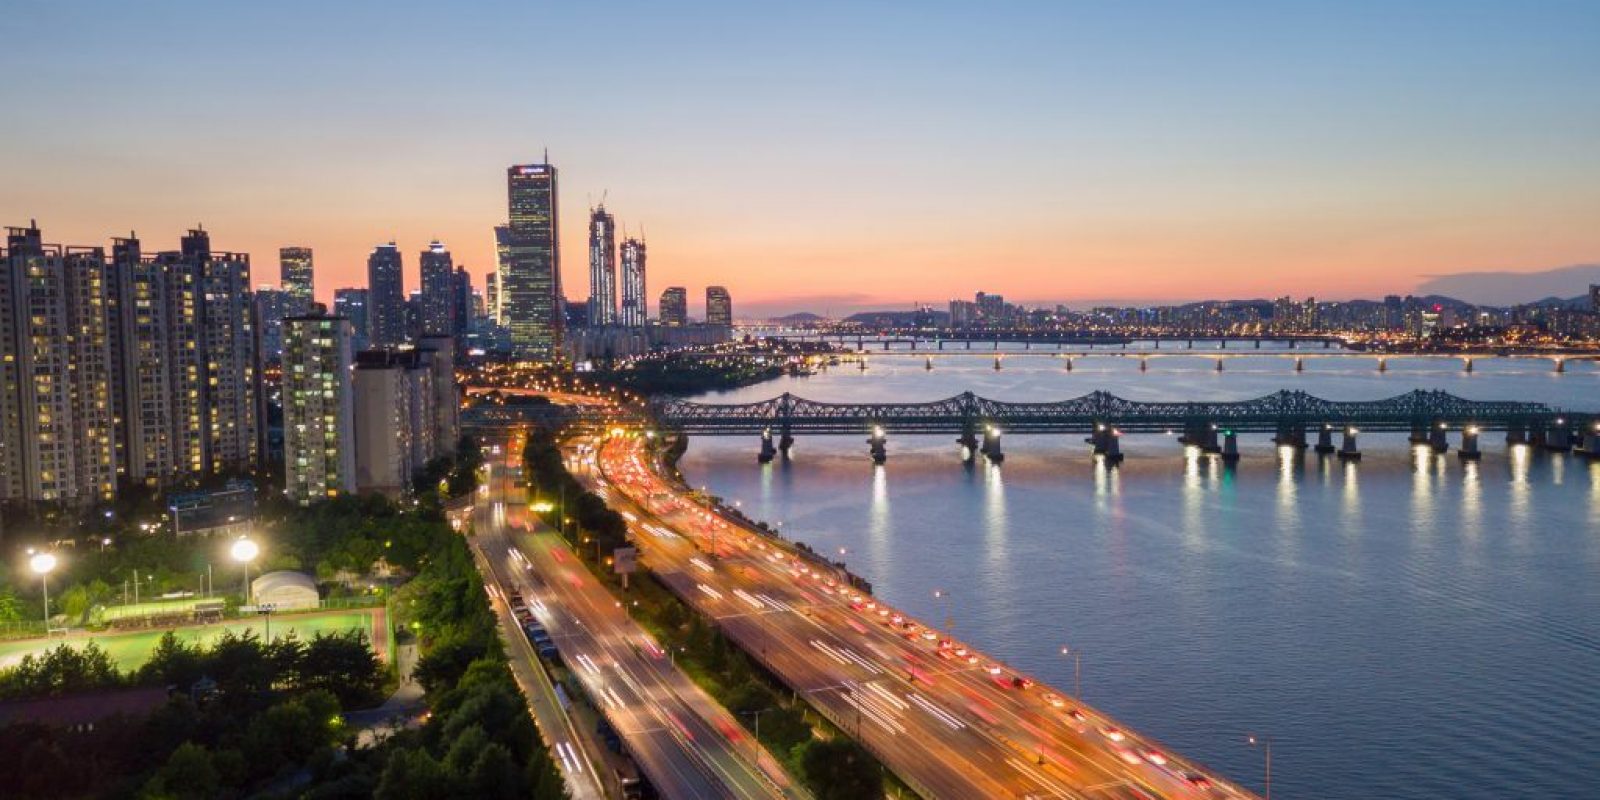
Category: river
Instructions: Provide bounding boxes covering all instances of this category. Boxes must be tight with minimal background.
[676,349,1600,799]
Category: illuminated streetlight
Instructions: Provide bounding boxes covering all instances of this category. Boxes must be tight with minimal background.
[1060,645,1082,698]
[30,552,57,630]
[231,537,260,604]
[1246,734,1272,799]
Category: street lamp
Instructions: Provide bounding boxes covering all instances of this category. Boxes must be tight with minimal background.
[1246,734,1272,799]
[231,537,259,605]
[1060,645,1081,698]
[29,552,57,631]
[933,589,953,632]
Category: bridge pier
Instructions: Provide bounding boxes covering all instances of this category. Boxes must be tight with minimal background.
[1255,340,1261,349]
[1579,425,1600,457]
[1429,424,1450,453]
[1295,356,1304,372]
[1339,428,1362,460]
[1315,425,1337,455]
[1220,430,1240,463]
[925,356,933,370]
[1089,424,1111,454]
[1463,356,1473,373]
[994,355,1002,371]
[1139,356,1147,372]
[981,426,1004,463]
[779,431,794,458]
[1182,423,1220,453]
[1505,426,1527,446]
[1378,357,1388,373]
[1458,427,1481,461]
[1103,429,1125,465]
[1289,339,1297,350]
[1408,424,1429,445]
[1544,422,1572,452]
[1274,424,1307,449]
[1215,358,1224,372]
[867,426,888,464]
[957,428,979,461]
[938,340,944,350]
[1555,358,1565,373]
[1220,339,1227,349]
[1064,357,1073,372]
[758,430,777,463]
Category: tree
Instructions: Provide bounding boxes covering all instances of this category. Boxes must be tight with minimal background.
[375,749,450,800]
[467,743,523,800]
[0,585,22,623]
[139,631,204,688]
[798,738,881,800]
[144,742,220,800]
[301,630,383,706]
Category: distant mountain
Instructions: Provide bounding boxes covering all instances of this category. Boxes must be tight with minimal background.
[768,311,825,324]
[843,310,945,326]
[1414,263,1600,306]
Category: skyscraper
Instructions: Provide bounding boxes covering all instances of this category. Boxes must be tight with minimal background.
[620,236,647,328]
[333,288,370,351]
[419,240,455,336]
[283,314,355,505]
[505,162,563,360]
[186,229,261,476]
[659,286,687,326]
[279,246,314,315]
[366,241,406,347]
[452,266,472,336]
[587,205,617,327]
[706,285,733,326]
[255,287,290,360]
[492,224,510,325]
[485,270,500,326]
[0,223,116,506]
[1590,284,1599,313]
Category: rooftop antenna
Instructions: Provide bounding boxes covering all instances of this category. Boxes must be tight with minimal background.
[543,147,549,164]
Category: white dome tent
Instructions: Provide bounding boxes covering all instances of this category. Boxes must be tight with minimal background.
[249,570,319,610]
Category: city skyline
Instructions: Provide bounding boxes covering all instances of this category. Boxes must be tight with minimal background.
[2,2,1595,317]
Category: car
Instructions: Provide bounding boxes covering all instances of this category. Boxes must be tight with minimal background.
[1009,676,1032,689]
[1141,749,1167,766]
[1043,692,1065,708]
[1181,772,1212,789]
[1100,726,1125,742]
[985,663,1003,676]
[1066,708,1087,722]
[1111,745,1141,765]
[920,630,939,641]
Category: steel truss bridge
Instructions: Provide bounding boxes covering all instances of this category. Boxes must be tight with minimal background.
[652,389,1595,436]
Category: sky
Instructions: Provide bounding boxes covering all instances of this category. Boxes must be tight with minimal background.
[2,1,1597,318]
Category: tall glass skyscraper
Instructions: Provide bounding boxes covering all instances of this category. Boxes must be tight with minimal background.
[419,240,455,336]
[620,236,647,327]
[505,162,562,361]
[706,285,733,326]
[279,246,314,314]
[587,205,617,327]
[366,241,406,347]
[492,224,510,325]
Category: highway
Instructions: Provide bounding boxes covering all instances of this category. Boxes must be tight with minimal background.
[473,435,806,800]
[578,429,1261,800]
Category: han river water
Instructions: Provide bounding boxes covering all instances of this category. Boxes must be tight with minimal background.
[676,347,1600,800]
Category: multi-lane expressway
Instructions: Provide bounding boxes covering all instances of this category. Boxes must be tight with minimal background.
[472,436,805,800]
[577,429,1260,800]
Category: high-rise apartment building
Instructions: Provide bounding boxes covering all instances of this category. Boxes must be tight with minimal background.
[706,285,733,326]
[452,266,472,336]
[186,230,261,476]
[366,242,406,347]
[505,163,563,360]
[282,315,355,505]
[1590,284,1599,313]
[415,335,459,456]
[659,286,688,326]
[352,351,432,495]
[620,237,647,327]
[419,240,455,336]
[587,205,617,327]
[0,223,116,506]
[279,246,314,315]
[256,287,290,360]
[333,288,370,352]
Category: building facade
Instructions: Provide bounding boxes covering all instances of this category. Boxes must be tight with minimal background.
[706,285,732,326]
[0,224,116,506]
[659,286,687,326]
[504,163,563,361]
[366,242,406,348]
[279,246,314,315]
[587,205,617,327]
[332,288,370,352]
[620,237,647,328]
[282,315,355,505]
[419,241,455,336]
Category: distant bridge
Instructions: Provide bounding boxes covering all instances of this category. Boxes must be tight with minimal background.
[652,389,1600,463]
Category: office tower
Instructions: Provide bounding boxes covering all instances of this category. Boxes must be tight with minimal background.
[706,285,733,326]
[492,224,510,324]
[659,287,687,326]
[366,241,406,347]
[587,205,617,326]
[279,246,314,314]
[620,237,647,327]
[333,288,370,351]
[0,223,116,506]
[485,269,500,325]
[1591,284,1599,313]
[452,266,472,335]
[415,336,459,455]
[282,315,355,504]
[418,240,455,336]
[505,162,563,360]
[353,351,433,495]
[256,287,290,360]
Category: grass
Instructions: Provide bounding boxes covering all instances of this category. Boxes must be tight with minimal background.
[0,610,379,672]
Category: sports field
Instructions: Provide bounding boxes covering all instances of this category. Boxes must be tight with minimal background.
[0,609,385,672]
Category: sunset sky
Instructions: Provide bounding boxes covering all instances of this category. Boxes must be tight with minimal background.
[3,1,1597,317]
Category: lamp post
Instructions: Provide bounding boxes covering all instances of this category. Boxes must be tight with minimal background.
[933,589,953,632]
[231,537,259,605]
[1060,645,1081,698]
[29,552,57,632]
[1247,734,1272,799]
